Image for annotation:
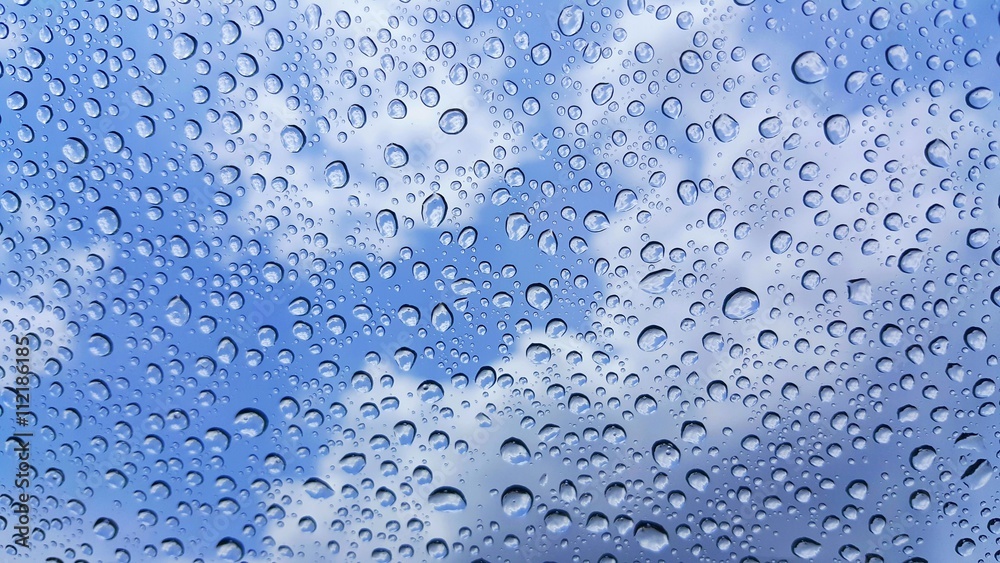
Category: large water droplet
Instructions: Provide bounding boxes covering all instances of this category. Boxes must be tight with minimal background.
[384,143,409,167]
[652,439,680,469]
[823,115,850,145]
[96,206,120,235]
[722,287,760,320]
[637,325,667,351]
[216,538,245,561]
[967,87,994,109]
[165,295,191,326]
[62,137,88,164]
[526,284,552,310]
[376,209,398,237]
[791,537,822,559]
[712,113,739,142]
[501,485,533,517]
[591,82,614,105]
[438,108,468,134]
[634,521,670,552]
[172,33,197,59]
[280,125,305,152]
[422,193,448,227]
[925,139,951,167]
[233,408,267,437]
[324,161,350,188]
[792,51,829,83]
[885,44,909,70]
[431,303,453,331]
[558,5,585,36]
[428,487,467,511]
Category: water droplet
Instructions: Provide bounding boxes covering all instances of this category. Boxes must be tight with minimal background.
[679,50,704,74]
[591,83,614,105]
[639,269,675,294]
[634,521,670,552]
[526,284,552,310]
[823,115,850,145]
[438,109,468,134]
[910,446,937,471]
[280,125,305,153]
[216,538,245,561]
[88,333,112,357]
[431,303,453,331]
[165,296,191,326]
[324,161,350,189]
[376,209,398,237]
[428,487,467,511]
[967,87,994,109]
[62,137,88,164]
[96,206,120,235]
[500,438,531,464]
[233,408,267,437]
[172,33,197,59]
[93,517,119,539]
[661,97,682,119]
[722,287,760,320]
[422,193,448,227]
[501,485,533,516]
[384,143,409,168]
[637,325,667,351]
[899,248,924,273]
[885,44,909,70]
[651,440,680,468]
[712,113,739,142]
[792,537,822,559]
[792,51,829,83]
[558,5,585,36]
[925,139,950,167]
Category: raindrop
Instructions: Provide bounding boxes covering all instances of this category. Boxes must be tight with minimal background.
[428,487,467,511]
[526,284,552,310]
[967,87,994,109]
[96,207,120,235]
[558,5,585,36]
[723,287,760,320]
[885,44,909,70]
[93,518,119,540]
[823,115,850,145]
[792,51,829,83]
[324,161,350,189]
[422,193,448,227]
[924,139,951,167]
[439,109,468,134]
[651,440,680,469]
[280,125,306,153]
[792,537,822,559]
[591,83,614,105]
[634,521,669,552]
[712,113,739,142]
[638,269,675,294]
[165,296,191,327]
[172,33,197,59]
[384,144,409,168]
[233,408,268,437]
[501,486,533,517]
[431,303,453,331]
[376,210,398,237]
[637,325,667,351]
[62,138,88,164]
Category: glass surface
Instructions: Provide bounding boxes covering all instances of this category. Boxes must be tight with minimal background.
[1,0,999,561]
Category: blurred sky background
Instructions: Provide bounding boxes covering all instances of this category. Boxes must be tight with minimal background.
[2,0,1000,561]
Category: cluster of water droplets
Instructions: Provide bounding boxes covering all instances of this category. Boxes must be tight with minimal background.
[2,0,1000,561]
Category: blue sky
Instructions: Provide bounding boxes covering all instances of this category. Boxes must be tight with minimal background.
[2,0,1000,561]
